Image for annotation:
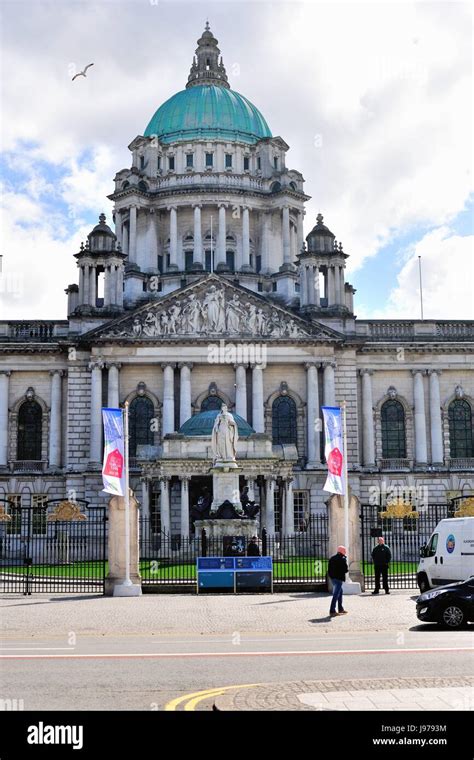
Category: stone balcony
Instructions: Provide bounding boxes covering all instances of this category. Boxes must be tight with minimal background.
[0,321,69,342]
[355,320,474,342]
[8,460,48,473]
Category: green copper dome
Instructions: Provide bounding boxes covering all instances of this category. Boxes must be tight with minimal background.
[179,410,255,437]
[144,85,272,145]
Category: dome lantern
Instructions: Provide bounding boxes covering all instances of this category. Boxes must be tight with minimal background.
[186,22,230,90]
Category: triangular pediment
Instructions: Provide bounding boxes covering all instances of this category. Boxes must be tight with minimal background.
[81,274,343,343]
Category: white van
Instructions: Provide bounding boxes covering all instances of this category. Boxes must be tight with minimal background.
[417,517,474,592]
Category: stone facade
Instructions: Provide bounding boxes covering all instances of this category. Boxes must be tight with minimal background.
[0,25,473,538]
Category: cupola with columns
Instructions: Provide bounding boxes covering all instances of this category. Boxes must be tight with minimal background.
[297,213,356,316]
[108,23,308,308]
[67,214,126,316]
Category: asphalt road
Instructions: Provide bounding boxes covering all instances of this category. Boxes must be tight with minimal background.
[1,628,472,711]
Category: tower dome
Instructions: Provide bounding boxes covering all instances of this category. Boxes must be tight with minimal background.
[144,24,272,145]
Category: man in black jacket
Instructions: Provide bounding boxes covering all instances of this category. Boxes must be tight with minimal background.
[371,537,392,594]
[328,545,349,617]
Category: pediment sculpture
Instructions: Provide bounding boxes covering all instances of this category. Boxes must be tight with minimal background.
[103,285,310,339]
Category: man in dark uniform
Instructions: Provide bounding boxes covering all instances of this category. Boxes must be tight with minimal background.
[371,537,392,594]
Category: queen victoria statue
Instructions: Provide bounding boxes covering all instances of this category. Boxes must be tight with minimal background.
[211,405,239,465]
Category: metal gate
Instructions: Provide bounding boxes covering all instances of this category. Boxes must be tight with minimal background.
[360,503,453,589]
[0,499,107,595]
[139,514,329,591]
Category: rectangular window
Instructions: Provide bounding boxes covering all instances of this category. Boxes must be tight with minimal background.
[273,156,278,170]
[157,156,161,171]
[293,491,309,533]
[272,282,277,292]
[257,157,261,170]
[256,255,262,273]
[225,153,232,168]
[257,281,263,292]
[6,494,21,535]
[205,152,213,167]
[151,491,162,534]
[186,153,194,168]
[168,156,175,171]
[185,251,194,271]
[205,250,212,272]
[274,488,282,534]
[32,494,48,536]
[244,156,250,171]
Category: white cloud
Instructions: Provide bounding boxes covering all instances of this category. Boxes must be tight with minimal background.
[366,226,474,320]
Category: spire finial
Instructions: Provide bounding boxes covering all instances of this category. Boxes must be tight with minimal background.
[205,19,210,31]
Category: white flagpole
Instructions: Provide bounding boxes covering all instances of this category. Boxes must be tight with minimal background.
[342,399,349,555]
[123,400,131,586]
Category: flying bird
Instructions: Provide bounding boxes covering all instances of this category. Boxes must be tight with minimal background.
[72,63,94,81]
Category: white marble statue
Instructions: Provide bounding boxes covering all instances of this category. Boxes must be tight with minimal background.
[211,404,239,463]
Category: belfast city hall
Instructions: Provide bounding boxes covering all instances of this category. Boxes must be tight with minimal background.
[0,24,473,566]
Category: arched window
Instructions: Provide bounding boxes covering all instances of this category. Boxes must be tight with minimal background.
[381,400,406,459]
[17,401,42,460]
[129,396,154,457]
[272,395,297,445]
[138,180,148,192]
[449,399,473,458]
[270,181,281,193]
[201,396,223,412]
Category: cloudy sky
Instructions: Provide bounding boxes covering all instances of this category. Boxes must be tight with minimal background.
[0,0,472,320]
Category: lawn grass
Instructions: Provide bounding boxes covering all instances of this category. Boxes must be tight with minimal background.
[1,558,418,580]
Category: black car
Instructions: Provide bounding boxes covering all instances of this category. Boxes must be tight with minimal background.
[416,577,474,629]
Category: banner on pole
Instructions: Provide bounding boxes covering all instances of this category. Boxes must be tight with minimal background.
[101,408,125,496]
[321,406,346,495]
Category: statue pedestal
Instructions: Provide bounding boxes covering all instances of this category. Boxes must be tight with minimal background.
[210,462,243,514]
[195,518,259,542]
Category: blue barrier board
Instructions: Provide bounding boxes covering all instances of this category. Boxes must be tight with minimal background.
[235,557,273,571]
[198,571,235,589]
[235,571,272,590]
[197,557,234,571]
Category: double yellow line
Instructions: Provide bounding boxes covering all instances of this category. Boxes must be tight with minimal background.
[165,683,259,711]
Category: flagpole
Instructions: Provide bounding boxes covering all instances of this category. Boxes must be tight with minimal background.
[342,399,349,556]
[123,400,131,587]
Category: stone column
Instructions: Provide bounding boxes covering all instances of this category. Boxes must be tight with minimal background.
[192,205,203,270]
[261,213,271,272]
[265,476,276,535]
[242,206,251,270]
[89,265,97,307]
[89,359,104,465]
[360,369,375,467]
[180,475,190,539]
[299,264,307,306]
[0,371,10,468]
[234,364,247,420]
[305,362,320,467]
[49,370,63,468]
[428,370,443,465]
[283,478,294,536]
[314,265,321,306]
[178,362,193,427]
[78,265,84,304]
[413,370,428,464]
[161,363,176,436]
[107,362,121,408]
[251,364,265,433]
[140,477,151,521]
[323,362,336,406]
[160,477,171,535]
[103,266,111,307]
[282,205,291,268]
[339,265,345,305]
[116,264,124,307]
[122,223,129,257]
[128,206,137,264]
[216,203,227,270]
[327,267,335,305]
[83,264,90,305]
[297,210,304,254]
[168,206,178,270]
[114,209,122,248]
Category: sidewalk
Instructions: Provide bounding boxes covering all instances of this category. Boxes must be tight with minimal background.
[1,590,419,637]
[212,677,474,712]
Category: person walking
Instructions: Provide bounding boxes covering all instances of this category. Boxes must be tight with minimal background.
[328,545,349,617]
[371,536,392,594]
